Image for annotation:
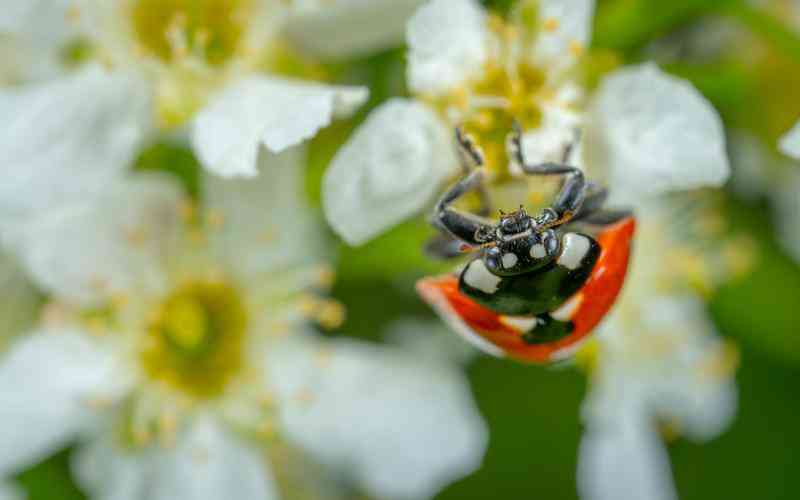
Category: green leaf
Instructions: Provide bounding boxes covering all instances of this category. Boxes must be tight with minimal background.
[593,0,738,54]
[336,217,452,283]
[15,448,86,500]
[133,141,202,199]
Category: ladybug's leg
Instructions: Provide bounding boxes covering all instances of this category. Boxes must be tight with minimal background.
[426,129,497,259]
[508,123,587,229]
[434,169,495,245]
[455,127,492,216]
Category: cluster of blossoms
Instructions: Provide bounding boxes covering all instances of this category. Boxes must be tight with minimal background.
[322,0,750,498]
[0,0,792,500]
[0,1,489,500]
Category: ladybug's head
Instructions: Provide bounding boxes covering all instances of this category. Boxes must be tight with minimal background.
[497,207,532,238]
[484,214,559,277]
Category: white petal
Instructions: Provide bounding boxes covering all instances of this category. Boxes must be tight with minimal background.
[586,63,729,201]
[406,0,488,95]
[151,418,278,500]
[323,99,456,245]
[285,0,427,59]
[0,0,72,38]
[384,318,479,365]
[0,482,23,500]
[520,84,585,165]
[0,248,39,351]
[72,434,153,500]
[0,0,75,81]
[75,419,278,500]
[592,291,738,443]
[0,65,151,233]
[578,425,677,500]
[774,168,800,262]
[779,120,800,159]
[204,147,327,280]
[193,77,368,177]
[267,335,487,500]
[0,329,124,475]
[9,175,182,306]
[533,0,595,64]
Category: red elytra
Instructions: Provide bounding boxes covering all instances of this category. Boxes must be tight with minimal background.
[417,217,636,363]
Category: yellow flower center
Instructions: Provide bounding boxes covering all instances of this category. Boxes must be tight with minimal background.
[461,60,547,177]
[140,279,248,398]
[130,0,254,66]
[424,16,550,180]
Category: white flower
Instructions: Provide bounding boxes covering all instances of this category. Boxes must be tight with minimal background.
[0,150,487,500]
[0,0,428,192]
[0,481,23,500]
[726,131,800,263]
[774,167,800,261]
[323,0,730,245]
[779,120,800,159]
[0,248,40,352]
[577,203,739,500]
[284,0,428,60]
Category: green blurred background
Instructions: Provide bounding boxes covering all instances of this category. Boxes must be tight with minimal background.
[14,0,800,498]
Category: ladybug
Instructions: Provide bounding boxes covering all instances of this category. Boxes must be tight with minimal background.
[417,124,636,364]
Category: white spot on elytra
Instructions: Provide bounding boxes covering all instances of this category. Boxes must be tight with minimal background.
[557,233,591,270]
[502,253,518,269]
[463,260,502,294]
[501,315,539,332]
[530,244,547,259]
[551,294,583,322]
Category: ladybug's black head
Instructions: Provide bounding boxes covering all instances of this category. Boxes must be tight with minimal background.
[498,207,532,238]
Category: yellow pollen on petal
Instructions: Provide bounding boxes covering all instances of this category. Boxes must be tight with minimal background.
[542,17,560,32]
[66,4,81,24]
[459,60,546,178]
[206,208,225,229]
[700,340,740,381]
[299,294,346,330]
[293,388,315,405]
[314,265,336,290]
[178,198,197,222]
[153,66,224,129]
[258,390,276,409]
[568,40,585,58]
[257,419,278,440]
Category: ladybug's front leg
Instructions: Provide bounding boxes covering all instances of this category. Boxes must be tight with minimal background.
[507,123,588,228]
[433,169,495,246]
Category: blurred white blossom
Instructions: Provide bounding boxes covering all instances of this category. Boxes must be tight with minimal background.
[728,131,800,263]
[0,150,487,500]
[0,249,40,352]
[577,203,740,500]
[0,0,433,189]
[0,481,23,500]
[774,167,800,261]
[779,120,800,159]
[323,0,729,245]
